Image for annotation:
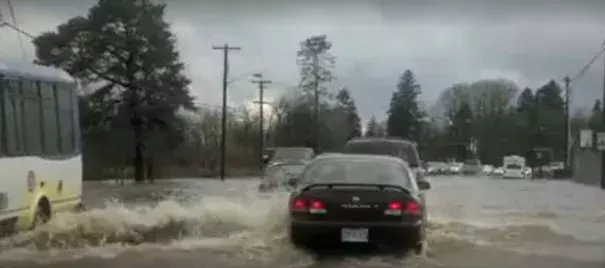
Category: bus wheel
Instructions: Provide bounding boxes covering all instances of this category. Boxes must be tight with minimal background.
[33,198,51,229]
[75,203,86,212]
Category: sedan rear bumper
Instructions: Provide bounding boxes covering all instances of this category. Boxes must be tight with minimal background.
[289,219,423,247]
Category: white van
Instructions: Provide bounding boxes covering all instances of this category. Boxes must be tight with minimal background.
[502,155,526,179]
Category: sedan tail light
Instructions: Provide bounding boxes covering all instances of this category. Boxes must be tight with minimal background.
[385,200,421,216]
[292,198,307,210]
[290,197,327,214]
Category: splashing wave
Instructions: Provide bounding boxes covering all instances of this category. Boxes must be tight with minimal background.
[0,193,602,263]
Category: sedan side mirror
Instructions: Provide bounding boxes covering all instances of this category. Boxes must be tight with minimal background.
[418,180,431,190]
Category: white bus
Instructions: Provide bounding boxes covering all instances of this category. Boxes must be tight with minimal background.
[0,61,83,235]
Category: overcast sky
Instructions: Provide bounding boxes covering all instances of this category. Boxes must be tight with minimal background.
[1,0,604,121]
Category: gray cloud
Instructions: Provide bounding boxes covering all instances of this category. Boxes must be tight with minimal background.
[1,0,604,121]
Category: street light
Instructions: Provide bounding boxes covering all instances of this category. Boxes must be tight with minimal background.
[227,72,264,85]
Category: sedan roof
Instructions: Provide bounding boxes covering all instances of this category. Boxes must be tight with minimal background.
[312,153,408,166]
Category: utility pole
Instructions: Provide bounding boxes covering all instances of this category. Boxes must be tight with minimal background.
[312,54,320,153]
[563,76,571,168]
[601,54,605,189]
[212,44,241,181]
[251,74,272,171]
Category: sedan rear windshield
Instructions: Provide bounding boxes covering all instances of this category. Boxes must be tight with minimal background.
[303,159,412,188]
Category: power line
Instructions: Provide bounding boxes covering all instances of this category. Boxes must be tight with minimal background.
[197,102,238,111]
[0,18,35,39]
[563,38,605,171]
[0,17,34,39]
[4,0,28,60]
[569,38,605,85]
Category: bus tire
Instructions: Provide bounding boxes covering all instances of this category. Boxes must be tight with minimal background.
[32,198,51,229]
[75,202,86,212]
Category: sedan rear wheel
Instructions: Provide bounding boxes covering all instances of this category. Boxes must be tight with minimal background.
[289,227,308,249]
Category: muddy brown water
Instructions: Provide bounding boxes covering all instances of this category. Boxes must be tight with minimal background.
[0,176,604,268]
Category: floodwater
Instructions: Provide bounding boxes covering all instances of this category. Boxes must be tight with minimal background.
[0,176,604,268]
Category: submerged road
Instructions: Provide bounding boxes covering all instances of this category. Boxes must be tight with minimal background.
[0,176,604,268]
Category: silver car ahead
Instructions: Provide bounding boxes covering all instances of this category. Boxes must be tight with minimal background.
[259,160,307,192]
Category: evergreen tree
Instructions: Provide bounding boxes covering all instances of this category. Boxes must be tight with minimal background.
[296,34,335,150]
[386,70,425,141]
[364,115,380,137]
[447,103,473,160]
[335,87,362,140]
[534,80,565,158]
[515,87,537,153]
[34,0,195,182]
[589,99,602,131]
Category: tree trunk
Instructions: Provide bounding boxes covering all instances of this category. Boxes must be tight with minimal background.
[147,157,155,183]
[126,50,145,184]
[133,120,145,183]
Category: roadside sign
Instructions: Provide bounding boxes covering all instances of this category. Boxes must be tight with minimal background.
[596,132,605,151]
[579,129,593,148]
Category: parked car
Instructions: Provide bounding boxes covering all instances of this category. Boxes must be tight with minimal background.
[482,165,494,175]
[426,161,449,175]
[523,167,532,177]
[447,162,463,175]
[461,159,482,176]
[492,167,504,177]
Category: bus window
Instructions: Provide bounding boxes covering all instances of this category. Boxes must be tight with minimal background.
[4,79,24,155]
[57,84,75,154]
[40,81,55,100]
[0,80,4,156]
[23,80,43,154]
[40,81,59,155]
[12,83,25,155]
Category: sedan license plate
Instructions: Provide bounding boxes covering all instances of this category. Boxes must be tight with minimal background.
[341,228,368,243]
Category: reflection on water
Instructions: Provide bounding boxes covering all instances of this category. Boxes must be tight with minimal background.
[0,177,603,268]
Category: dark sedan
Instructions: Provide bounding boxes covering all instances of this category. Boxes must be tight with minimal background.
[287,154,430,254]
